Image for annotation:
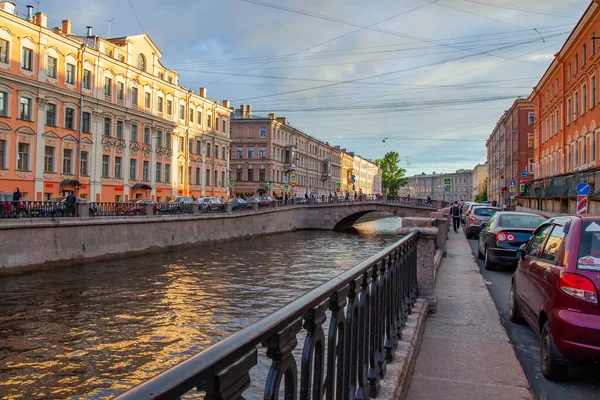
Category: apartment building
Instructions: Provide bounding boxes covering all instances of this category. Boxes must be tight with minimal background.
[402,170,472,202]
[486,99,535,206]
[471,162,489,200]
[229,106,341,197]
[0,3,231,202]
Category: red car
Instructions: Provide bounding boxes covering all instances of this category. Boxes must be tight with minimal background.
[510,216,600,380]
[117,199,159,215]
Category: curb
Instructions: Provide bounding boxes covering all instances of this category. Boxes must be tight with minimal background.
[378,298,429,400]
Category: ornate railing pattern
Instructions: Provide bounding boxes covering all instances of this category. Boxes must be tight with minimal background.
[0,200,75,218]
[115,233,418,399]
[157,203,194,215]
[89,202,140,217]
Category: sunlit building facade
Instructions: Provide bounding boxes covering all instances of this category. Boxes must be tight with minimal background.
[0,3,231,201]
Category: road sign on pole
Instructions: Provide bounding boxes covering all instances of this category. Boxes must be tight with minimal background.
[228,178,235,187]
[521,170,529,178]
[519,183,525,193]
[576,182,591,196]
[577,195,589,215]
[283,184,290,191]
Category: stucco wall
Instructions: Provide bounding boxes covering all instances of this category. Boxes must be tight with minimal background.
[0,203,434,274]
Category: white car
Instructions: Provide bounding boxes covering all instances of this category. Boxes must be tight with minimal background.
[203,197,223,212]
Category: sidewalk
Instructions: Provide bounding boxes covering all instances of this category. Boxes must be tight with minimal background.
[405,231,532,400]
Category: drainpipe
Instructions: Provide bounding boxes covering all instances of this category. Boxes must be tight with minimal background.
[184,89,192,195]
[77,42,86,182]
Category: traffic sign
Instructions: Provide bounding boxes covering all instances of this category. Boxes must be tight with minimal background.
[265,182,270,189]
[228,178,235,187]
[283,184,290,191]
[576,182,591,196]
[509,185,515,193]
[336,188,341,192]
[443,177,452,186]
[509,180,515,186]
[521,177,528,184]
[577,195,588,215]
[521,170,529,178]
[266,178,271,183]
[335,182,341,189]
[520,183,525,193]
[290,174,296,183]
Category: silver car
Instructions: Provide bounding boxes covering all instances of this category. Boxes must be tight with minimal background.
[463,206,500,239]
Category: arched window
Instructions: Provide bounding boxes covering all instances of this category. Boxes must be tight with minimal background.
[137,54,146,71]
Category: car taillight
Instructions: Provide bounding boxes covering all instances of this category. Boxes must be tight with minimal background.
[468,216,477,222]
[559,272,598,303]
[496,232,515,242]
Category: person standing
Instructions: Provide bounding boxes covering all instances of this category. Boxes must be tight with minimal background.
[66,192,77,216]
[450,200,461,232]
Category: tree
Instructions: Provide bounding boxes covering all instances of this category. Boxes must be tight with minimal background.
[474,177,488,203]
[375,151,408,196]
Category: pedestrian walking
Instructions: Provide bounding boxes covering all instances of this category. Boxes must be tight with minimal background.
[66,192,77,216]
[450,200,461,232]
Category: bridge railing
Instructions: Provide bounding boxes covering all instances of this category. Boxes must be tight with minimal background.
[115,232,419,400]
[386,196,449,209]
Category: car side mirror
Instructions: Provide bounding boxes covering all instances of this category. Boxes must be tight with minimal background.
[519,244,527,260]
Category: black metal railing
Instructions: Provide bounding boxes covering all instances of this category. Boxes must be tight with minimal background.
[386,196,448,209]
[157,203,194,215]
[89,202,141,217]
[115,232,418,399]
[0,200,76,218]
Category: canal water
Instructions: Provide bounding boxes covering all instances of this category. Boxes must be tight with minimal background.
[0,217,402,399]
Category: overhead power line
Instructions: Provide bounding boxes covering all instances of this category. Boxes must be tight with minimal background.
[127,0,144,32]
[458,0,581,19]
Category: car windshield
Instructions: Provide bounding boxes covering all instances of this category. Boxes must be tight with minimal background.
[577,220,600,269]
[474,208,497,217]
[499,214,545,229]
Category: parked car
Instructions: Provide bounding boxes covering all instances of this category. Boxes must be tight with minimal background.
[203,197,223,212]
[258,196,272,207]
[295,197,307,204]
[510,216,600,380]
[462,202,482,224]
[478,211,546,270]
[116,199,159,215]
[165,196,194,212]
[229,198,247,210]
[463,206,500,239]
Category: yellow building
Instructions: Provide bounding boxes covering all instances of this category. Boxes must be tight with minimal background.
[471,163,489,200]
[0,3,231,202]
[340,150,354,194]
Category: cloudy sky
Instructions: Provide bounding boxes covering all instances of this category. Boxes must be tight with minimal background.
[24,0,590,176]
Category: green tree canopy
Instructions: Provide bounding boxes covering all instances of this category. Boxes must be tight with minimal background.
[474,177,488,203]
[375,151,408,196]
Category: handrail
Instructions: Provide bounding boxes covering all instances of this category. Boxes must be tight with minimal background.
[116,232,419,399]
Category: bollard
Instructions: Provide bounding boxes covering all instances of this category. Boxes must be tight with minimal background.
[272,200,279,209]
[226,203,233,214]
[77,199,90,219]
[430,212,448,256]
[143,200,155,216]
[191,203,200,215]
[252,202,259,211]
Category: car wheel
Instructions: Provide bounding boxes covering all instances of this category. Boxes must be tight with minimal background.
[484,249,497,271]
[477,242,484,260]
[541,321,568,381]
[508,280,523,323]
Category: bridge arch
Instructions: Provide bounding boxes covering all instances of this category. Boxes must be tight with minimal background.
[325,202,437,231]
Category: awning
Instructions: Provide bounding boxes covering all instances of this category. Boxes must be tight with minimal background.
[60,179,82,187]
[132,183,152,190]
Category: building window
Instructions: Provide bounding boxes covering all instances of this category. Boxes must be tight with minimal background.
[82,112,91,133]
[189,138,193,154]
[137,54,146,71]
[44,146,54,172]
[164,164,170,182]
[103,117,111,136]
[102,155,110,177]
[214,144,218,158]
[167,99,172,115]
[583,85,588,112]
[528,112,534,125]
[104,77,112,96]
[17,142,29,170]
[62,148,73,174]
[114,156,122,178]
[195,167,201,185]
[247,168,253,181]
[259,168,265,181]
[131,87,138,105]
[194,140,200,155]
[222,119,226,133]
[236,169,242,181]
[205,168,211,185]
[583,44,587,65]
[248,146,254,159]
[179,104,185,120]
[236,146,242,159]
[197,110,202,125]
[593,76,597,108]
[116,120,123,139]
[215,117,219,131]
[131,124,138,142]
[144,92,151,109]
[129,159,137,180]
[222,146,226,160]
[80,151,88,175]
[117,82,124,100]
[156,162,162,182]
[143,127,151,144]
[47,56,57,78]
[0,91,6,116]
[207,114,212,128]
[568,63,572,81]
[156,130,163,147]
[259,146,266,158]
[0,139,6,168]
[189,108,194,123]
[83,70,91,89]
[65,108,75,130]
[157,96,164,113]
[158,72,164,80]
[165,133,171,149]
[221,171,225,187]
[46,104,56,126]
[575,54,579,72]
[66,63,75,84]
[214,170,218,186]
[575,91,579,118]
[206,143,210,156]
[143,161,149,181]
[567,99,572,124]
[0,39,8,63]
[260,127,267,138]
[575,143,579,167]
[19,97,31,120]
[21,47,32,70]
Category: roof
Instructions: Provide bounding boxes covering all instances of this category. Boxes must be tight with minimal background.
[230,111,270,121]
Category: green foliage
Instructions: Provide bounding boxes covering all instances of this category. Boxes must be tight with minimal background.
[474,177,488,203]
[375,151,408,196]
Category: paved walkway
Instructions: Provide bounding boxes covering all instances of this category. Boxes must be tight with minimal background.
[406,231,532,400]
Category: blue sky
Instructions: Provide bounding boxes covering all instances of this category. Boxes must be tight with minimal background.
[24,0,590,175]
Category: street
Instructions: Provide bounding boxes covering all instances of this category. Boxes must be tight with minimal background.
[466,237,600,400]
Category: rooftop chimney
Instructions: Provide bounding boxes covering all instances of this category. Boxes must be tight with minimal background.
[222,100,230,109]
[61,19,72,35]
[268,113,276,119]
[34,12,47,28]
[0,2,16,14]
[240,104,246,116]
[246,105,252,117]
[86,25,93,37]
[53,27,61,34]
[25,4,33,21]
[276,117,288,125]
[199,87,207,98]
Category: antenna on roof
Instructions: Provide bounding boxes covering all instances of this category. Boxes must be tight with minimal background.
[107,18,115,39]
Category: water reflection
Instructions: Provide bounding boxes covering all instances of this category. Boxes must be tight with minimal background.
[0,217,401,399]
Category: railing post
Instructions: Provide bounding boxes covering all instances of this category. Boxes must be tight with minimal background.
[144,200,155,216]
[252,202,259,211]
[430,212,448,256]
[77,199,89,219]
[272,200,279,209]
[226,203,233,214]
